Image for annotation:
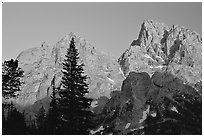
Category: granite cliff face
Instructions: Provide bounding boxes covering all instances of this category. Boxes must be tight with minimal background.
[119,20,202,88]
[89,20,202,134]
[16,32,124,106]
[16,20,201,107]
[12,20,201,133]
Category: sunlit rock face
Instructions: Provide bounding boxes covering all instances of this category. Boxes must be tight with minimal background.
[16,32,125,106]
[118,20,169,77]
[118,20,202,87]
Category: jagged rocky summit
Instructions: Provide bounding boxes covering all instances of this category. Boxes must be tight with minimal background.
[13,20,202,132]
[16,32,125,106]
[92,19,202,133]
[119,20,202,90]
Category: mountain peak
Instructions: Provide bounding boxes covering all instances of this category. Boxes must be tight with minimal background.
[119,20,202,87]
[141,19,169,33]
[16,32,124,106]
[130,19,169,47]
[69,32,80,39]
[57,32,87,46]
[56,32,78,44]
[142,19,167,27]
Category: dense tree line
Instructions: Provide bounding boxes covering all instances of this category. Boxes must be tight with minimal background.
[2,59,27,135]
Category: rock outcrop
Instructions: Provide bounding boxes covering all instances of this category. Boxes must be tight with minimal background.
[118,20,202,87]
[92,70,201,135]
[92,72,152,134]
[16,32,125,106]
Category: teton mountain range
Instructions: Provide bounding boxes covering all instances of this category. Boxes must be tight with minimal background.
[10,20,202,129]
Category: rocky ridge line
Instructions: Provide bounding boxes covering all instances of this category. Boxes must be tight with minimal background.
[118,20,202,89]
[16,32,125,106]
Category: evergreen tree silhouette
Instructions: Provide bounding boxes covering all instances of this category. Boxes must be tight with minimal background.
[58,37,93,134]
[2,107,6,134]
[5,106,27,135]
[36,106,46,134]
[2,59,24,99]
[2,59,24,134]
[45,75,59,134]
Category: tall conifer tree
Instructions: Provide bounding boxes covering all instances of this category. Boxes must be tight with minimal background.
[58,37,93,134]
[5,107,27,135]
[46,76,59,134]
[2,59,25,134]
[2,59,24,99]
[36,106,46,134]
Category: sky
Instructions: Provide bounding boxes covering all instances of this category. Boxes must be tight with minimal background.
[2,2,202,61]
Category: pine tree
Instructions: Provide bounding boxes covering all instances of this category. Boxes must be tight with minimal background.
[2,59,24,99]
[2,107,6,134]
[36,106,46,134]
[45,76,59,134]
[5,107,27,135]
[2,59,24,134]
[58,37,93,134]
